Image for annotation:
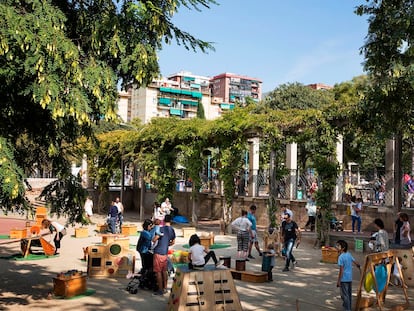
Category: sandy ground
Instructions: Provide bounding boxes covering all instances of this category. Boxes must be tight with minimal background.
[0,212,413,311]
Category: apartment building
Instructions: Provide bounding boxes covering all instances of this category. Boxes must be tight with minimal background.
[210,73,262,108]
[124,71,263,124]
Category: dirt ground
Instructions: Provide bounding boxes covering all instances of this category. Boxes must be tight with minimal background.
[0,212,413,311]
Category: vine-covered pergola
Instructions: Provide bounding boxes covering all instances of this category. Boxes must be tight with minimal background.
[75,101,345,246]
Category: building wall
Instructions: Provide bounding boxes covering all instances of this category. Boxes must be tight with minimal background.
[117,90,131,123]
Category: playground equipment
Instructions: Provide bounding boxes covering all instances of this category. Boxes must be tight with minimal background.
[167,267,242,311]
[355,250,409,311]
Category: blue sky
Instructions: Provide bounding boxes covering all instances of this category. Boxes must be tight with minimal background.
[158,0,369,93]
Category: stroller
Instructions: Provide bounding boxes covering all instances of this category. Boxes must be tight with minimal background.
[126,253,157,294]
[330,216,344,231]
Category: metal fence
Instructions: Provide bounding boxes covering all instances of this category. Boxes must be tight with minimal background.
[244,168,400,205]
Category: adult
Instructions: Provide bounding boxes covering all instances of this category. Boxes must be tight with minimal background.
[280,206,293,222]
[161,198,174,216]
[372,218,389,252]
[304,197,317,232]
[399,213,411,246]
[152,214,176,296]
[281,213,301,272]
[247,205,262,259]
[308,178,318,197]
[114,197,124,232]
[83,196,94,224]
[41,219,67,255]
[394,212,403,245]
[153,201,165,225]
[350,197,362,233]
[231,210,252,261]
[107,201,119,234]
[343,177,352,202]
[406,175,414,208]
[136,219,154,272]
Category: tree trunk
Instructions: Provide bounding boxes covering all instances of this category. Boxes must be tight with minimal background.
[268,149,278,230]
[191,189,198,225]
[222,199,232,235]
[394,134,403,212]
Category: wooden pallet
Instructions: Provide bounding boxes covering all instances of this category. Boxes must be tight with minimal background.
[167,267,242,311]
[229,269,268,283]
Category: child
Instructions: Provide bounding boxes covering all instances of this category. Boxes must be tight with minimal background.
[41,219,67,255]
[392,257,404,287]
[150,218,163,250]
[265,244,276,282]
[336,240,360,311]
[188,234,226,270]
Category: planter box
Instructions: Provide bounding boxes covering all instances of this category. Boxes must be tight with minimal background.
[121,224,137,236]
[10,228,27,239]
[321,247,338,263]
[75,227,88,238]
[53,273,87,298]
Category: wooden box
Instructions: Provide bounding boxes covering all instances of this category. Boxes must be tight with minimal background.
[35,214,47,226]
[53,274,87,298]
[199,233,214,249]
[96,224,108,233]
[241,271,268,283]
[121,224,137,236]
[75,227,89,238]
[35,206,47,215]
[182,227,196,239]
[9,228,27,239]
[321,247,339,263]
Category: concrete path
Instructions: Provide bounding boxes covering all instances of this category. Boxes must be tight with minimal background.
[0,212,412,311]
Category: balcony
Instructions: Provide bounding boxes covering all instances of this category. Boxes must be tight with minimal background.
[170,108,183,116]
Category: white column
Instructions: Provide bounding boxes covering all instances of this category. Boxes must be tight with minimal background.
[248,137,260,197]
[286,143,297,200]
[335,135,344,201]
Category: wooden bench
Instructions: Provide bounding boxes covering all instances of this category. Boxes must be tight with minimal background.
[229,269,268,283]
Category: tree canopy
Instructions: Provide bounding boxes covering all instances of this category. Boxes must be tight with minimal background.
[0,0,216,213]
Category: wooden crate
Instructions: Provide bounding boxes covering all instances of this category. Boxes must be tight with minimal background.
[75,227,89,238]
[182,227,196,239]
[230,269,268,283]
[121,224,137,236]
[53,273,87,298]
[9,228,27,239]
[199,233,214,249]
[96,223,108,233]
[321,247,338,263]
[35,206,47,215]
[35,214,47,226]
[167,268,242,311]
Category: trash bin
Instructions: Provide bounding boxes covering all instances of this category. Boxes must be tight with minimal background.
[261,252,271,272]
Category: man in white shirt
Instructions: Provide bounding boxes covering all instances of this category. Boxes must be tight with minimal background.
[161,198,174,215]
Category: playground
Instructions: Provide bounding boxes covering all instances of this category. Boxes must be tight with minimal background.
[0,212,413,311]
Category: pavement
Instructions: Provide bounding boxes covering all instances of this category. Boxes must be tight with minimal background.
[0,211,413,311]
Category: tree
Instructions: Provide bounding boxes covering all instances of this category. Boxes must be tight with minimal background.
[356,0,414,210]
[264,82,335,170]
[0,0,216,217]
[264,82,333,111]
